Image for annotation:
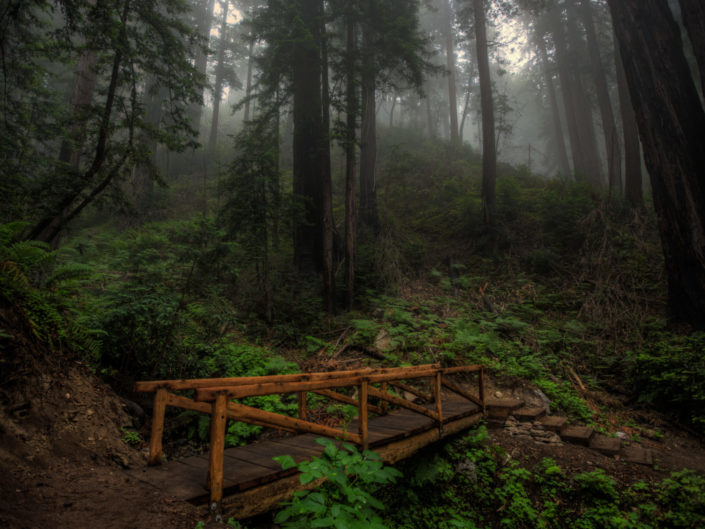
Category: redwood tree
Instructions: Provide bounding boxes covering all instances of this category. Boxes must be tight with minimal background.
[473,0,496,228]
[608,0,705,329]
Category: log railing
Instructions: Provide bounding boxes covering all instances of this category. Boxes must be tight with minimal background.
[135,363,484,510]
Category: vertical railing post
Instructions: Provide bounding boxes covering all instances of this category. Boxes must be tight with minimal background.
[434,372,443,435]
[208,393,227,513]
[359,380,368,451]
[298,391,307,420]
[479,366,486,415]
[380,382,388,414]
[148,388,168,466]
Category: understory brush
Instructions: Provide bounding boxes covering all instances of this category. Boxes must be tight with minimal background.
[381,425,705,529]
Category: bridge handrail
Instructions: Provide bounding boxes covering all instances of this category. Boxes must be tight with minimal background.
[135,363,484,511]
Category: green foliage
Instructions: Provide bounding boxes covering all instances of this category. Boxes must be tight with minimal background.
[120,427,141,446]
[384,426,705,529]
[274,438,402,529]
[0,222,96,354]
[626,329,705,431]
[76,219,240,386]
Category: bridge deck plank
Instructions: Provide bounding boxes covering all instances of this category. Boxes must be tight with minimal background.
[128,396,481,503]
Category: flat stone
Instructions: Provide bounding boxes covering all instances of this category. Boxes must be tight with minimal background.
[589,434,622,455]
[538,415,568,432]
[513,407,546,422]
[622,446,654,466]
[486,399,525,419]
[560,425,594,446]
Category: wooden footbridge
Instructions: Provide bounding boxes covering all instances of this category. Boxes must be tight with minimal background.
[130,363,485,519]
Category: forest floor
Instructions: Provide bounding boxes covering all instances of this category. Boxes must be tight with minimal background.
[1,348,704,529]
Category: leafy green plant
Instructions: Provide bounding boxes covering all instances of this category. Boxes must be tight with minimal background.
[274,438,402,529]
[120,427,142,446]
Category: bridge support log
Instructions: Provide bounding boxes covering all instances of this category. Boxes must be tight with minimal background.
[359,381,368,450]
[434,373,443,434]
[148,388,168,466]
[208,394,227,510]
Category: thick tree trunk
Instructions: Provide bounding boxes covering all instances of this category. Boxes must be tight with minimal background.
[244,37,255,122]
[537,35,571,176]
[389,95,396,128]
[613,35,642,208]
[58,50,98,172]
[359,71,378,232]
[678,0,705,95]
[425,84,435,139]
[344,12,357,310]
[188,0,216,135]
[293,0,325,274]
[359,2,379,234]
[459,87,471,144]
[444,0,459,146]
[608,0,705,329]
[473,0,496,229]
[564,0,603,188]
[579,0,621,193]
[550,4,602,187]
[134,82,167,212]
[208,0,229,153]
[320,0,335,313]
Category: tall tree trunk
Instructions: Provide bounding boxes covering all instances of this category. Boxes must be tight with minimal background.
[208,0,229,154]
[578,0,621,193]
[444,0,459,145]
[459,87,471,144]
[293,0,325,274]
[134,82,167,213]
[188,0,216,135]
[473,0,496,229]
[564,0,603,188]
[320,0,335,313]
[272,84,281,250]
[537,35,571,176]
[678,0,705,95]
[549,6,583,180]
[389,94,396,128]
[425,86,435,139]
[243,37,255,122]
[359,2,379,233]
[550,4,601,187]
[344,11,357,310]
[58,51,98,172]
[614,33,642,208]
[608,0,705,329]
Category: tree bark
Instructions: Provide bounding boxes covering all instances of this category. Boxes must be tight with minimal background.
[208,0,229,153]
[134,81,167,213]
[564,0,603,188]
[293,0,325,274]
[579,0,621,194]
[188,0,216,135]
[359,1,379,233]
[537,35,571,176]
[550,3,601,188]
[473,0,496,229]
[444,0,459,146]
[344,11,357,310]
[608,0,705,329]
[244,36,255,122]
[613,33,642,208]
[320,0,335,313]
[58,50,98,172]
[678,0,705,95]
